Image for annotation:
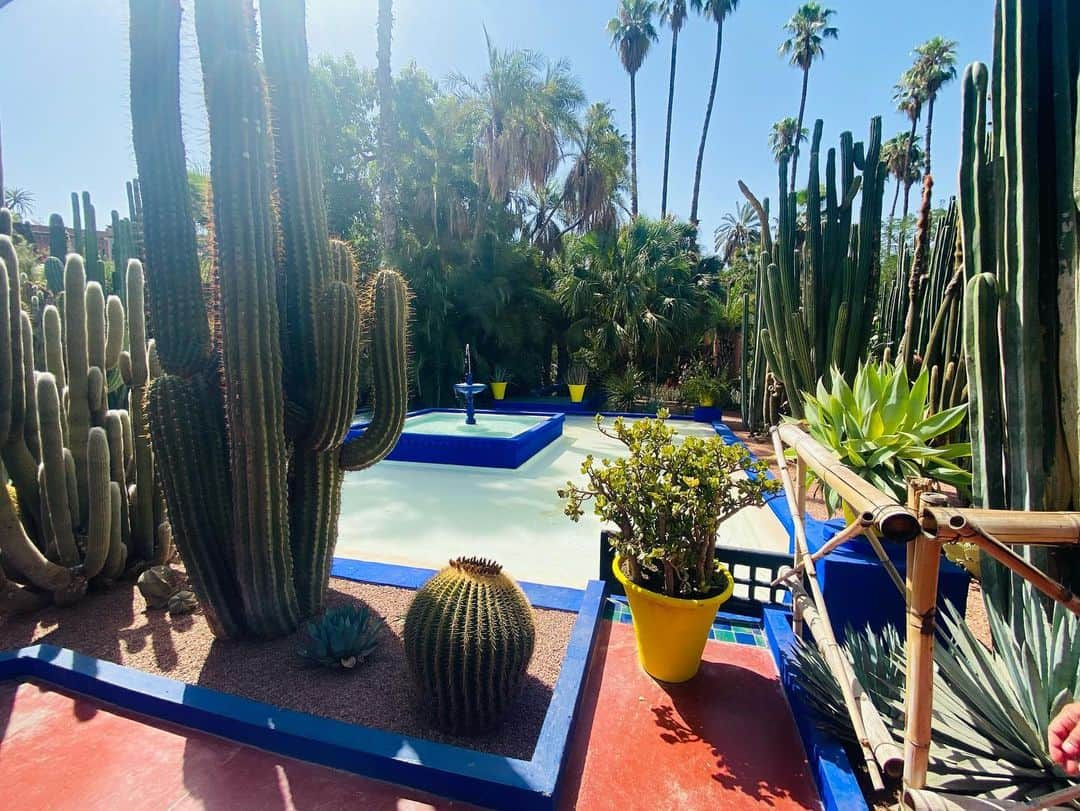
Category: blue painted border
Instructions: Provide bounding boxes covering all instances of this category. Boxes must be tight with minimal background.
[0,560,607,811]
[762,607,868,811]
[348,408,565,469]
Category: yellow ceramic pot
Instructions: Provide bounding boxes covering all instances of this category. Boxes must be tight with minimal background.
[612,555,733,682]
[491,381,508,400]
[568,383,587,403]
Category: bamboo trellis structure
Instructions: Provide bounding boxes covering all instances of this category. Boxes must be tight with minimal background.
[769,423,1080,805]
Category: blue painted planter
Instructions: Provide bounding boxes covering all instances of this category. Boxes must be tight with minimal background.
[805,519,969,642]
[692,405,723,423]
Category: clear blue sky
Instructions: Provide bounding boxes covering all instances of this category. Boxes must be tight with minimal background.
[2,0,992,248]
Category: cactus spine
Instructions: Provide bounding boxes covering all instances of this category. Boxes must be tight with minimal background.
[130,0,408,639]
[959,0,1080,626]
[404,558,536,735]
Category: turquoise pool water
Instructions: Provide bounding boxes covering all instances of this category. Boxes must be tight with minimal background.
[401,412,545,438]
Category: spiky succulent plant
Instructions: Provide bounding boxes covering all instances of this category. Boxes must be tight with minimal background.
[298,604,384,669]
[789,582,1080,802]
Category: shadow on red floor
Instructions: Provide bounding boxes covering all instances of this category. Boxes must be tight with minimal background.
[0,620,819,810]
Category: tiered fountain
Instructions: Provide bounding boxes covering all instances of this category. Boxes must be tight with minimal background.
[452,344,487,425]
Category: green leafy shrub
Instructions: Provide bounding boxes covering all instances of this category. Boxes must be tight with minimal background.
[604,365,645,411]
[492,365,512,383]
[790,583,1080,801]
[798,361,971,514]
[298,604,384,669]
[681,365,730,408]
[559,412,779,597]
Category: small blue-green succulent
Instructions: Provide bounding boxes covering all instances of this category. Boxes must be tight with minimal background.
[298,604,384,669]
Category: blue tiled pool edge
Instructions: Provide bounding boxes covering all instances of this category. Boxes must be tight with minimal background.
[349,408,565,468]
[0,559,607,811]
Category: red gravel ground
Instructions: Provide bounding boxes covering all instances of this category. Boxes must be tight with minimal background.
[0,577,575,760]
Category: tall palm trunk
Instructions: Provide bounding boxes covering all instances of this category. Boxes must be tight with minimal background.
[376,0,396,260]
[890,177,902,220]
[923,94,936,178]
[630,70,639,217]
[660,28,680,218]
[689,19,724,227]
[899,114,919,247]
[789,65,810,194]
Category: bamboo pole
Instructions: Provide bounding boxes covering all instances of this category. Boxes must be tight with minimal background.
[904,492,946,790]
[863,525,909,598]
[966,529,1080,617]
[771,428,903,782]
[793,456,808,637]
[920,505,1080,546]
[778,423,920,541]
[769,514,868,587]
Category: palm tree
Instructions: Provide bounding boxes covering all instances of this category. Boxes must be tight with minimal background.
[376,0,396,259]
[769,117,808,164]
[714,202,760,265]
[778,2,838,194]
[911,36,958,178]
[657,0,696,217]
[562,102,630,234]
[689,0,740,227]
[881,132,921,223]
[3,187,34,219]
[893,68,925,225]
[607,0,658,218]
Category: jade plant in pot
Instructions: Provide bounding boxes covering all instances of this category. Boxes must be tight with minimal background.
[559,411,778,681]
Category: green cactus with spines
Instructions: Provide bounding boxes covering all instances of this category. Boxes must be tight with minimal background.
[130,0,408,639]
[0,209,166,613]
[71,193,83,257]
[744,117,887,419]
[959,0,1080,627]
[105,410,132,553]
[43,256,64,297]
[48,214,67,261]
[125,261,157,561]
[404,558,536,735]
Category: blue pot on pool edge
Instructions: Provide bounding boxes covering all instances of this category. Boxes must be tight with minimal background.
[804,517,969,643]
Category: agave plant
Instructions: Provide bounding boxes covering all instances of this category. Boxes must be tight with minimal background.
[790,582,1080,801]
[298,604,384,670]
[798,361,971,514]
[605,365,645,411]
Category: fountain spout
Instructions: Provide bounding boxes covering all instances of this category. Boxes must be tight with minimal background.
[453,344,486,425]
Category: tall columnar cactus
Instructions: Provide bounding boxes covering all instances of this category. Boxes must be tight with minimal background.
[877,197,967,414]
[0,222,167,614]
[742,117,887,419]
[130,0,408,639]
[403,558,536,735]
[959,0,1080,627]
[48,213,67,261]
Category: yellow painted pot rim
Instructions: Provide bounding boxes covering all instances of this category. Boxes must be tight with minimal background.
[612,554,733,610]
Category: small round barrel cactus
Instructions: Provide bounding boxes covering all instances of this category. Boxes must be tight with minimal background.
[404,558,536,735]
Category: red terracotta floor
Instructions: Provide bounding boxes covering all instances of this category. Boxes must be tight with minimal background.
[0,620,819,810]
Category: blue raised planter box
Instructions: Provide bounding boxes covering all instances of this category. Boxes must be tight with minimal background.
[712,421,969,643]
[805,518,969,641]
[692,405,723,422]
[348,408,565,469]
[0,559,607,811]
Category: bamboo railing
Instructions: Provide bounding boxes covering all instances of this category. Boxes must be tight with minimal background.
[768,423,1080,805]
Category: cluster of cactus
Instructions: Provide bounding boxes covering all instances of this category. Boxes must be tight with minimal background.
[0,214,167,613]
[128,0,408,639]
[403,558,536,735]
[959,0,1080,622]
[740,117,887,427]
[47,183,142,301]
[298,604,384,669]
[877,196,966,414]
